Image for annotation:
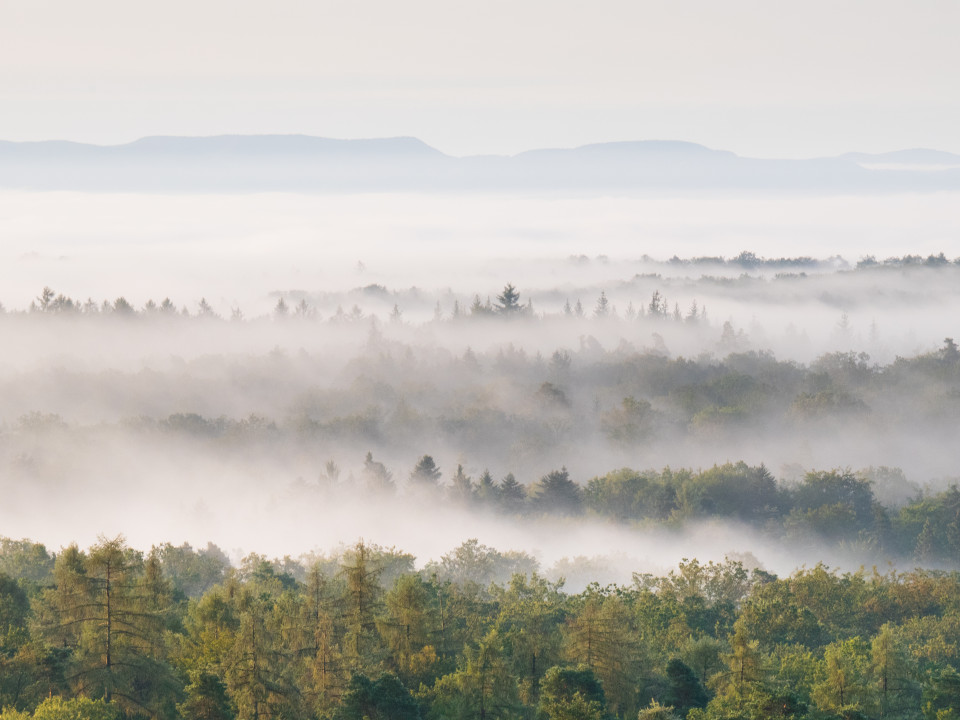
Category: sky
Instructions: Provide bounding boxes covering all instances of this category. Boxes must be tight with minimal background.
[2,0,958,157]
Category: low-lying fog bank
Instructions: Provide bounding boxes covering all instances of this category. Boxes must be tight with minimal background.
[3,190,959,583]
[3,405,957,586]
[2,315,958,475]
[3,189,959,318]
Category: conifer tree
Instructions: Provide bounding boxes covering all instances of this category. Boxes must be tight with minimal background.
[339,542,385,671]
[409,455,442,487]
[450,465,475,505]
[496,284,522,315]
[46,537,174,714]
[593,292,609,318]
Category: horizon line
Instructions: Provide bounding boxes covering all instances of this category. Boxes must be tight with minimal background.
[1,133,956,162]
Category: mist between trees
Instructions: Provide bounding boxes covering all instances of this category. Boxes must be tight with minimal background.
[1,533,959,720]
[3,266,960,568]
[5,251,960,366]
[3,308,959,479]
[2,251,960,717]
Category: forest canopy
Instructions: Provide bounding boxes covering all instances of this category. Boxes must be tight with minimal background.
[0,535,958,720]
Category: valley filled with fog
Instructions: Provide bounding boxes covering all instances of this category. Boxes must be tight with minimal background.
[2,188,960,581]
[7,2,960,714]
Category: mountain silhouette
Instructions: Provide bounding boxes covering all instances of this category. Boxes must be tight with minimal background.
[1,135,958,192]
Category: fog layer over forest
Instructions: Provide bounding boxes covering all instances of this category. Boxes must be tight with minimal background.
[2,189,960,579]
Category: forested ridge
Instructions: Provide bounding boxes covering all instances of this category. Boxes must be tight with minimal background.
[0,535,959,720]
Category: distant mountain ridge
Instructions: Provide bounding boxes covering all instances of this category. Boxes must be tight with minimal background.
[1,134,958,192]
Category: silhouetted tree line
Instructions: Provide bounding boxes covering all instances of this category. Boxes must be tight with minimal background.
[1,535,959,719]
[13,283,708,324]
[11,339,960,462]
[313,458,959,570]
[8,248,960,321]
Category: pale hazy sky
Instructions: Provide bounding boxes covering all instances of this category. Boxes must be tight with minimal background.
[2,0,958,156]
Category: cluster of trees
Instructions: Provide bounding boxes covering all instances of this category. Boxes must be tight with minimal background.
[301,459,959,570]
[13,337,958,452]
[12,283,708,325]
[662,250,958,270]
[1,536,959,720]
[855,253,957,269]
[11,338,956,483]
[8,247,960,323]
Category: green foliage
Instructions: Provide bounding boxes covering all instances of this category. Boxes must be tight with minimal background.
[637,700,681,720]
[1,533,960,719]
[429,630,518,720]
[538,665,610,720]
[531,468,582,516]
[424,540,538,591]
[334,673,420,720]
[490,573,566,704]
[565,593,643,715]
[0,539,55,585]
[8,697,120,720]
[663,659,708,716]
[154,543,231,598]
[45,536,177,715]
[811,637,877,717]
[923,666,960,720]
[178,672,235,720]
[0,573,30,651]
[792,470,875,528]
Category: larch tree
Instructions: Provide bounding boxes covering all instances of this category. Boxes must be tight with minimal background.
[46,537,174,716]
[338,542,385,671]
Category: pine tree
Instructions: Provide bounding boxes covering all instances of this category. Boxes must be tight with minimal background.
[593,292,609,318]
[294,299,312,318]
[496,284,522,315]
[363,452,394,494]
[531,468,582,516]
[409,455,442,487]
[470,295,485,316]
[498,474,526,513]
[198,298,218,318]
[476,470,498,505]
[179,671,235,720]
[663,658,708,715]
[450,464,475,505]
[648,290,666,318]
